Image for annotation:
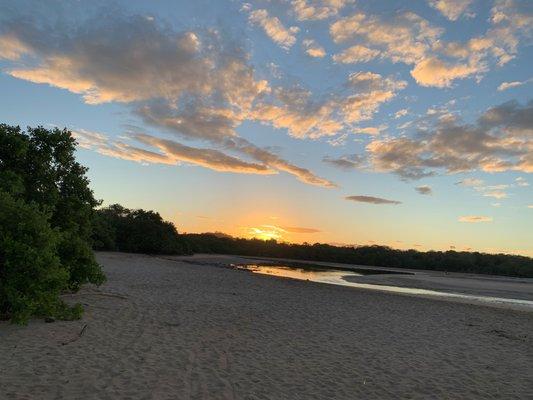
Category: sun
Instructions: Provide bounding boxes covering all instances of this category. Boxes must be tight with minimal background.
[249,226,283,241]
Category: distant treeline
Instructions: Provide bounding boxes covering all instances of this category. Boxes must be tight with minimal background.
[92,204,191,255]
[92,204,533,278]
[182,233,533,278]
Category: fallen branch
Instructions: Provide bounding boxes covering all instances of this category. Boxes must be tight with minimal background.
[61,324,88,346]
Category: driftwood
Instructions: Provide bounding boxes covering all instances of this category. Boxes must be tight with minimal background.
[61,324,88,346]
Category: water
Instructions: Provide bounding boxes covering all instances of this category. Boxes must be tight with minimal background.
[235,264,533,310]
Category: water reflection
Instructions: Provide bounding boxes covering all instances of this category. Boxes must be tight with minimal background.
[236,264,533,310]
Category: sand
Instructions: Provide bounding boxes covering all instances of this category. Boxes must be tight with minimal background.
[1,252,532,399]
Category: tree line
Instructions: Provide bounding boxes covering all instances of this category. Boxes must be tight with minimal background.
[182,234,533,278]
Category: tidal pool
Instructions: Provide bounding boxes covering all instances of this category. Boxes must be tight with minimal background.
[235,264,533,310]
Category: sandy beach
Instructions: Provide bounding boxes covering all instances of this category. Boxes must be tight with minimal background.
[1,252,532,399]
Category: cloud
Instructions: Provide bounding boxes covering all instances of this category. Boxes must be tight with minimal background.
[248,224,321,240]
[345,195,402,205]
[0,12,341,188]
[0,34,31,60]
[291,0,353,21]
[458,216,493,223]
[528,205,533,209]
[223,136,338,187]
[249,9,298,50]
[482,190,507,199]
[410,56,483,87]
[332,45,380,64]
[516,177,529,187]
[428,0,474,21]
[455,178,484,186]
[330,2,531,88]
[415,185,433,195]
[281,226,322,233]
[250,72,406,139]
[302,39,326,58]
[323,154,364,170]
[394,109,409,119]
[498,79,531,91]
[1,14,271,108]
[73,129,276,174]
[330,12,442,64]
[366,100,533,179]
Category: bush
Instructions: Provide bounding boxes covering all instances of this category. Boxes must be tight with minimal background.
[0,191,73,323]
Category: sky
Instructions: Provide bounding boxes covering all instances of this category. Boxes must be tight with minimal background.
[0,0,532,256]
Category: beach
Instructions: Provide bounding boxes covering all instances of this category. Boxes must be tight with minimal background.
[1,252,532,399]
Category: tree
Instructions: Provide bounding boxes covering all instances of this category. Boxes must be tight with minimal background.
[93,204,190,255]
[0,124,105,323]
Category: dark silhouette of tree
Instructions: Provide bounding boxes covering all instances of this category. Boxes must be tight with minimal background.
[93,204,190,255]
[182,234,533,278]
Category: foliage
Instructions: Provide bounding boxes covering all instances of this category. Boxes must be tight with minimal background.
[182,233,533,278]
[0,124,105,323]
[93,204,191,255]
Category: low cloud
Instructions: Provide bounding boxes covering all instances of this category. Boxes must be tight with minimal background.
[458,215,493,223]
[345,195,402,205]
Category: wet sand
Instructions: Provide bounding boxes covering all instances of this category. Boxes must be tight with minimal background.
[1,252,532,399]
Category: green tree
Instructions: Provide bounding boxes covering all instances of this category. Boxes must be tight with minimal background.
[0,124,105,323]
[93,204,190,255]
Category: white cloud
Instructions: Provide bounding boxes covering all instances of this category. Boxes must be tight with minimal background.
[456,178,484,186]
[516,177,529,187]
[410,56,483,88]
[249,9,298,50]
[498,79,531,91]
[302,39,326,58]
[332,45,380,64]
[291,0,353,21]
[428,0,474,21]
[330,12,442,64]
[394,109,409,119]
[250,72,406,139]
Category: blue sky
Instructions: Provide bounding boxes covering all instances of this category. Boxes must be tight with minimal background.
[0,0,531,255]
